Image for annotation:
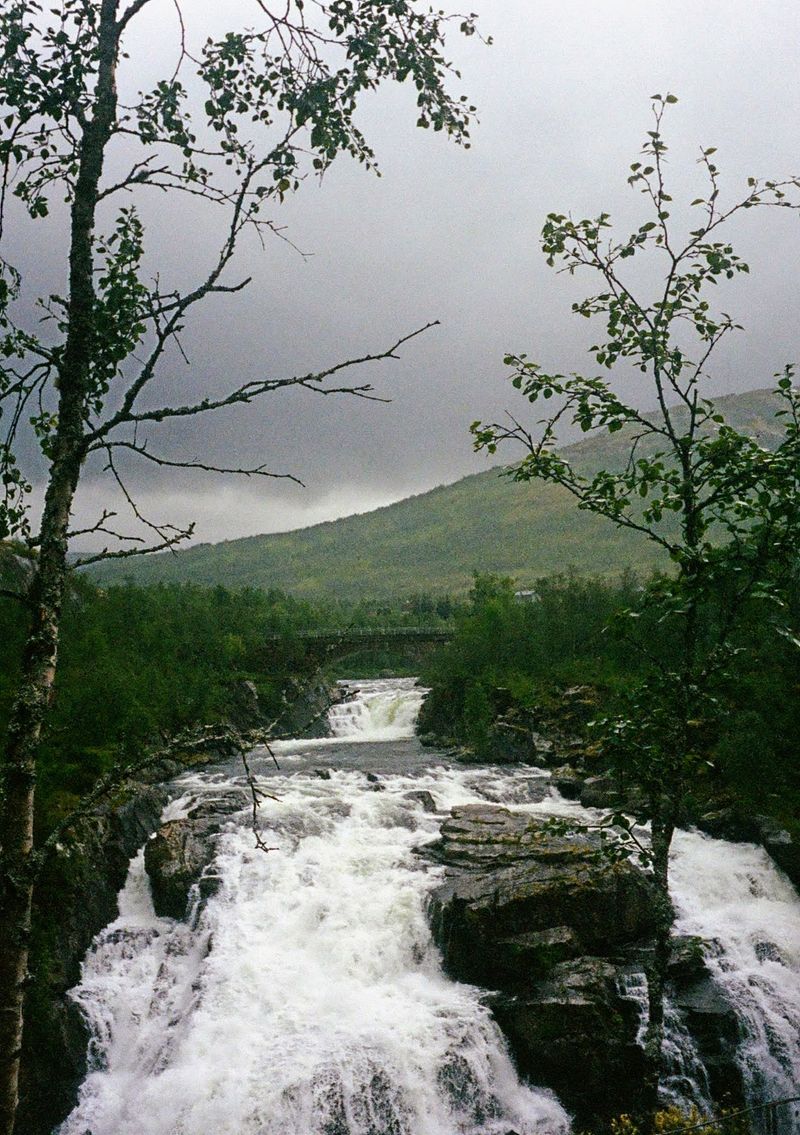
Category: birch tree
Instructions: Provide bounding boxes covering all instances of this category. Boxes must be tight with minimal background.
[0,3,480,1129]
[473,96,800,1109]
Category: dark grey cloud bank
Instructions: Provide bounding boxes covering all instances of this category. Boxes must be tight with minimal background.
[15,1,800,547]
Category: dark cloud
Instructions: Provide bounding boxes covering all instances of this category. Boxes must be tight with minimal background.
[11,0,800,548]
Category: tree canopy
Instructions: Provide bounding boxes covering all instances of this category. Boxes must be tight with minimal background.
[0,5,482,1130]
[472,95,800,1109]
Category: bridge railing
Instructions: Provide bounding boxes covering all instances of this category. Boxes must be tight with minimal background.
[264,626,453,643]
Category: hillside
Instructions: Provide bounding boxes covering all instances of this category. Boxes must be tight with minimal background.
[88,389,785,599]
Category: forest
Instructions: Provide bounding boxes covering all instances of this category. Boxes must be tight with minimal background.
[419,569,800,832]
[0,564,457,839]
[3,558,798,852]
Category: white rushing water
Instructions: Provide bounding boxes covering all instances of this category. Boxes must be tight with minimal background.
[327,678,428,742]
[59,679,800,1134]
[59,682,569,1135]
[670,831,800,1106]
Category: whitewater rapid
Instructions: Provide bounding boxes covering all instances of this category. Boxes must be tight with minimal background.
[59,682,570,1135]
[328,678,428,742]
[58,679,800,1135]
[671,832,800,1106]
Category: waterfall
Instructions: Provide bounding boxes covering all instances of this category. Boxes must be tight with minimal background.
[327,679,428,741]
[670,830,800,1107]
[58,679,800,1134]
[58,683,568,1135]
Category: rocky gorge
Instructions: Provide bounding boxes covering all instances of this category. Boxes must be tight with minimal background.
[23,679,800,1134]
[425,804,745,1124]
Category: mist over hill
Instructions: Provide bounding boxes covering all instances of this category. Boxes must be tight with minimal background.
[87,389,785,599]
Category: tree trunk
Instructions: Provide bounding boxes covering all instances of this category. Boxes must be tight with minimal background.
[0,466,81,1135]
[0,6,119,1130]
[642,812,676,1118]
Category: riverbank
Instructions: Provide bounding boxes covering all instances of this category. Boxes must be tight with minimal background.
[418,682,800,892]
[30,679,800,1135]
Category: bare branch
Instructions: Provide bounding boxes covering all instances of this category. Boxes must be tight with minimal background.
[117,0,155,33]
[71,529,193,569]
[240,747,280,853]
[91,440,305,485]
[66,509,145,543]
[93,320,437,438]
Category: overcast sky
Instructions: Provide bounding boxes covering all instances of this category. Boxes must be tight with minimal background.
[11,0,800,547]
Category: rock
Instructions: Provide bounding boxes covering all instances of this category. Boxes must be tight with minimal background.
[530,731,555,759]
[404,790,438,813]
[550,764,584,801]
[667,935,711,983]
[754,939,784,964]
[672,977,744,1105]
[187,790,248,819]
[579,774,621,809]
[312,768,332,780]
[144,818,217,919]
[514,778,553,804]
[423,803,750,1125]
[485,718,531,764]
[427,805,658,989]
[695,807,761,843]
[227,677,262,729]
[491,958,647,1123]
[494,926,581,979]
[755,815,800,888]
[276,677,340,739]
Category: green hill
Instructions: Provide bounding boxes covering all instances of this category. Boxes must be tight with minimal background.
[88,389,786,599]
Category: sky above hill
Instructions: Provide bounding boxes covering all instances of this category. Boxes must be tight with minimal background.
[10,1,800,547]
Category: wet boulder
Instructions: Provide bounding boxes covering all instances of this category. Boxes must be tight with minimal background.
[695,807,761,844]
[491,958,647,1121]
[550,764,584,801]
[427,805,657,989]
[404,790,438,813]
[672,974,742,1105]
[755,815,800,888]
[579,774,621,810]
[426,804,661,1125]
[144,818,217,919]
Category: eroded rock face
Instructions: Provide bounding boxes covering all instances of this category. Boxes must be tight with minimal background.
[755,816,800,888]
[144,817,218,919]
[491,957,647,1120]
[427,804,657,991]
[425,803,743,1127]
[673,972,741,1104]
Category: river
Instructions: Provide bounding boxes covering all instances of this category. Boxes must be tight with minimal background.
[58,679,800,1135]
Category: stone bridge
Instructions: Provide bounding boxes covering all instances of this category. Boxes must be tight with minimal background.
[265,626,453,653]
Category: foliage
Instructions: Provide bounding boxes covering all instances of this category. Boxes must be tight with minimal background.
[0,576,460,836]
[608,1105,749,1135]
[0,0,481,549]
[467,99,800,1105]
[420,570,646,741]
[472,97,800,825]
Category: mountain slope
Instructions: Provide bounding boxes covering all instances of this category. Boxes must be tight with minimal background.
[88,389,786,599]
